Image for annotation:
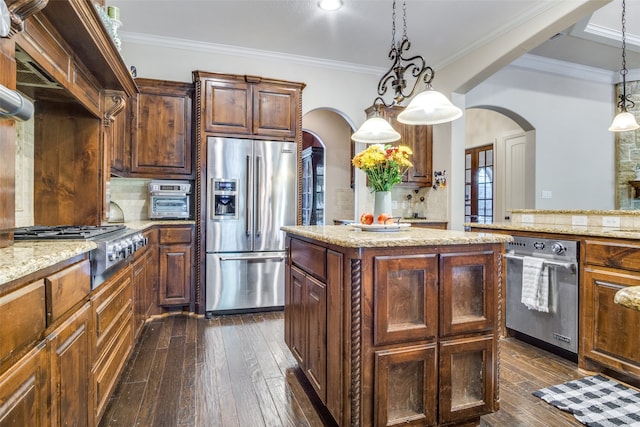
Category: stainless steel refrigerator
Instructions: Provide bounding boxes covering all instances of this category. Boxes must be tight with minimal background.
[205,136,297,313]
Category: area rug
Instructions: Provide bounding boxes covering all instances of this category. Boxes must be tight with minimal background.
[533,375,640,426]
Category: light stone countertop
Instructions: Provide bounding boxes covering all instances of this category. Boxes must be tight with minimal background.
[614,287,640,312]
[282,225,512,248]
[466,222,640,240]
[0,240,97,286]
[0,220,196,287]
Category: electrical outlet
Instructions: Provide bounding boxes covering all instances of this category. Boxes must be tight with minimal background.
[392,201,398,210]
[521,214,534,224]
[541,190,552,199]
[602,216,621,227]
[572,215,588,226]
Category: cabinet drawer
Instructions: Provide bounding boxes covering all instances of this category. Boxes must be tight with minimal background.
[584,239,640,271]
[46,259,91,325]
[0,280,46,365]
[159,226,193,245]
[290,239,326,281]
[91,266,133,359]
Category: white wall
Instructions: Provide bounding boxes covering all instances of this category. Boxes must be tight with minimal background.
[466,64,616,210]
[119,39,378,128]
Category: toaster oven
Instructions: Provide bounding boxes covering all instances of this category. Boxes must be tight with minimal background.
[148,180,191,219]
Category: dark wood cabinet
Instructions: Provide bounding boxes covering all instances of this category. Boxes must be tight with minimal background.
[90,264,134,425]
[285,234,502,426]
[374,344,437,427]
[158,225,194,307]
[48,302,91,427]
[195,71,304,140]
[0,341,49,427]
[127,78,193,178]
[439,335,495,425]
[366,105,433,187]
[582,238,640,378]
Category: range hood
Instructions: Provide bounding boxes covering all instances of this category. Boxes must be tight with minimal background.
[15,46,61,90]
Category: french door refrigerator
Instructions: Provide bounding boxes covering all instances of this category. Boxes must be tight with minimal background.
[205,136,297,314]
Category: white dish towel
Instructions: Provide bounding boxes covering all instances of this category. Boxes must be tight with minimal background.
[521,256,550,312]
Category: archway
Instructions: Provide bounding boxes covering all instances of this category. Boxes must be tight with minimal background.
[465,107,536,223]
[302,108,356,224]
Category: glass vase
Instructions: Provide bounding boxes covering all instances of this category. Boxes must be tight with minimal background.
[373,191,392,220]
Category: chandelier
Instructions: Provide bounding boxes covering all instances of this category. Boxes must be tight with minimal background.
[609,0,639,132]
[352,0,462,143]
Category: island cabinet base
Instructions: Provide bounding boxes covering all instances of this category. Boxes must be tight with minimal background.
[284,235,503,427]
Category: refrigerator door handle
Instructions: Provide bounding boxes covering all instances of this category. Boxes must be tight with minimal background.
[246,154,251,237]
[255,155,262,237]
[219,255,285,261]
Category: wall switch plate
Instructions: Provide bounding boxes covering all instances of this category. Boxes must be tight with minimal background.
[521,214,534,224]
[541,190,553,199]
[571,215,588,226]
[392,201,398,210]
[602,216,621,227]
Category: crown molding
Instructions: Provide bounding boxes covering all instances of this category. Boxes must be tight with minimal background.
[119,31,385,77]
[510,53,622,83]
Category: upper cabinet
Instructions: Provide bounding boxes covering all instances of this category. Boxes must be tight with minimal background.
[129,78,194,178]
[366,105,433,187]
[195,72,305,140]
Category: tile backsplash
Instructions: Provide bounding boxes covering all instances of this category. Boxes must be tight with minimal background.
[110,178,152,222]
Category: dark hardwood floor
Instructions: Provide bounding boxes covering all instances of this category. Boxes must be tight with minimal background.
[99,312,588,427]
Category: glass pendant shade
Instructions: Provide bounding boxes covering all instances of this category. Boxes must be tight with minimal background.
[397,89,463,125]
[608,110,640,132]
[351,117,401,143]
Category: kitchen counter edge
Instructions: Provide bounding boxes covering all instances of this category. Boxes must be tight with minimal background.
[282,225,512,248]
[466,222,640,240]
[0,220,196,286]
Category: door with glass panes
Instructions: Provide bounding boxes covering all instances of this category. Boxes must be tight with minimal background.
[465,145,493,224]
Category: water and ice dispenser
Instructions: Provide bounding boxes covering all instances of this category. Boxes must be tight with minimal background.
[211,179,238,219]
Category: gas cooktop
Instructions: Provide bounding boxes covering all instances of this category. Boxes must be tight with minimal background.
[13,225,126,240]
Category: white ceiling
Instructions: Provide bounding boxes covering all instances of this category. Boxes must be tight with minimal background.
[110,0,640,75]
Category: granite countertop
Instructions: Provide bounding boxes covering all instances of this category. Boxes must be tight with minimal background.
[0,220,196,287]
[466,222,640,240]
[0,240,97,286]
[282,225,512,248]
[614,287,640,312]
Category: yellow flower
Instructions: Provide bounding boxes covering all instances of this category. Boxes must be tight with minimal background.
[352,144,413,192]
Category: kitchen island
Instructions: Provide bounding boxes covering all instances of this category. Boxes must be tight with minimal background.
[282,225,512,427]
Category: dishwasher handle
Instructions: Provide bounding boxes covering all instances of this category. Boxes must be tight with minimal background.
[504,252,576,272]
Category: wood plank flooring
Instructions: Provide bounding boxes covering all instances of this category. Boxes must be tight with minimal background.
[99,312,591,427]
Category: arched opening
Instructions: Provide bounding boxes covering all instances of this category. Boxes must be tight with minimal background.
[301,130,326,225]
[465,107,536,223]
[302,108,356,224]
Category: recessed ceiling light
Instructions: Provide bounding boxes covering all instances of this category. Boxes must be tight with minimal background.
[318,0,343,11]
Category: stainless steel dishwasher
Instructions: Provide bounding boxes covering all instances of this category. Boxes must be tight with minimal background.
[505,235,579,354]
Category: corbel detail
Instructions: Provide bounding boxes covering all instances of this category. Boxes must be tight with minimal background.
[5,0,48,37]
[103,94,125,127]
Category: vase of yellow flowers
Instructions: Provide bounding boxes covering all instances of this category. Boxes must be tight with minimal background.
[352,144,413,219]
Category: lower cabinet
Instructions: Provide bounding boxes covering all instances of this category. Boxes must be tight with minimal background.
[581,239,640,379]
[285,236,501,427]
[0,341,49,427]
[90,264,134,425]
[48,302,92,427]
[158,225,194,306]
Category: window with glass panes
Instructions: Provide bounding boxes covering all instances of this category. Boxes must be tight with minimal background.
[464,144,493,224]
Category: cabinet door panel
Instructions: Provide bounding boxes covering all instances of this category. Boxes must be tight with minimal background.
[582,267,640,374]
[440,251,495,336]
[49,302,91,427]
[305,274,326,402]
[288,266,306,366]
[158,244,192,306]
[373,254,438,346]
[374,344,437,427]
[439,335,494,425]
[204,79,252,134]
[0,342,48,427]
[130,79,193,178]
[252,84,298,138]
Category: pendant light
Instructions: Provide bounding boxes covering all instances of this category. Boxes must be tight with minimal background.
[352,0,461,143]
[609,0,639,132]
